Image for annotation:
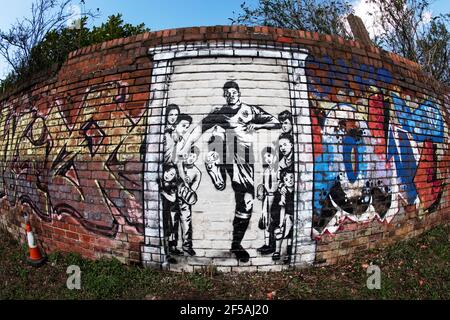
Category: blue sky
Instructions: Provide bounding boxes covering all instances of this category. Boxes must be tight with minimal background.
[0,0,448,79]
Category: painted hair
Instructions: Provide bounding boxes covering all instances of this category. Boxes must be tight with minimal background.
[278,110,292,123]
[190,145,200,157]
[163,162,177,173]
[223,81,240,92]
[280,165,294,182]
[177,113,193,125]
[165,104,180,124]
[279,133,294,145]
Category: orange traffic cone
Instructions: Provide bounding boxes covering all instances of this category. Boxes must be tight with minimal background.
[24,214,46,267]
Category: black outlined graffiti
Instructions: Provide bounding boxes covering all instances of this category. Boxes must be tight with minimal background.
[0,81,147,237]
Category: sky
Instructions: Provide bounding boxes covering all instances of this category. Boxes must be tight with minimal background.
[0,0,448,79]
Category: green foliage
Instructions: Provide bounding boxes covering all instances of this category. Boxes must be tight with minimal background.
[230,0,354,39]
[0,13,149,93]
[89,14,148,43]
[231,0,449,85]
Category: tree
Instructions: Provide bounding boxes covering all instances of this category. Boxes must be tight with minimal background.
[0,0,96,76]
[230,0,354,39]
[231,0,449,85]
[29,14,148,73]
[367,0,449,85]
[0,0,149,93]
[89,13,148,43]
[417,19,449,84]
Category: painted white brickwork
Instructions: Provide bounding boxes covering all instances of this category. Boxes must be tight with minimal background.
[143,42,315,271]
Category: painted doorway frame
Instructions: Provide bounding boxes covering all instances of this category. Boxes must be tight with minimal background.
[141,41,316,270]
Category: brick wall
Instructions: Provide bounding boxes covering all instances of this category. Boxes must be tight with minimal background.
[0,26,448,271]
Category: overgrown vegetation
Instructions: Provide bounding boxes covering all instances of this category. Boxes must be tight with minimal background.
[367,0,450,86]
[1,0,448,93]
[0,224,448,299]
[0,0,149,94]
[230,0,354,39]
[231,0,450,86]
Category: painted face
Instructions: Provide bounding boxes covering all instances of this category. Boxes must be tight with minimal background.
[264,153,275,166]
[281,119,292,133]
[167,109,179,125]
[186,152,198,165]
[284,173,294,188]
[164,168,176,182]
[175,120,190,136]
[224,88,240,105]
[279,138,293,157]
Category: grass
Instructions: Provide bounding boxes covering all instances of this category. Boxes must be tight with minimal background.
[0,224,448,300]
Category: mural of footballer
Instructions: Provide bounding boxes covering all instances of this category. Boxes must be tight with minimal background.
[179,81,281,262]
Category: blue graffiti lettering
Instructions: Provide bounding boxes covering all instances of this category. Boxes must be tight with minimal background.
[392,93,444,143]
[387,128,418,205]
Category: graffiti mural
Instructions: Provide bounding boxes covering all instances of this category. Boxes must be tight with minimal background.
[160,78,299,264]
[1,35,447,270]
[0,81,146,237]
[307,56,447,236]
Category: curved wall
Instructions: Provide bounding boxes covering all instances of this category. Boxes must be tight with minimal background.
[0,26,448,271]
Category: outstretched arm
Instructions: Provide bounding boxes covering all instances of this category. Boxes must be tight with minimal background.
[191,169,201,192]
[177,160,187,185]
[244,105,281,132]
[178,110,222,158]
[247,120,281,132]
[178,125,203,161]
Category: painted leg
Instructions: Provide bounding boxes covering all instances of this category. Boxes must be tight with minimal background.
[179,201,195,256]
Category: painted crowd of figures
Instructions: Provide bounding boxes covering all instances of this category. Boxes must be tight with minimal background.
[160,81,295,264]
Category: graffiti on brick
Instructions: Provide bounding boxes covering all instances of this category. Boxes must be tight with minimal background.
[309,66,446,236]
[0,81,146,237]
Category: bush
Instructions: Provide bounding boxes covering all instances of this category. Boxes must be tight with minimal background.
[0,14,149,94]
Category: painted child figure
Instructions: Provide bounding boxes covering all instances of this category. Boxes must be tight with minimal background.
[272,169,295,264]
[162,109,193,257]
[163,104,179,163]
[176,145,202,256]
[159,163,179,264]
[165,104,180,134]
[257,146,278,255]
[278,133,294,176]
[164,112,192,164]
[277,110,294,180]
[278,110,293,135]
[259,132,295,256]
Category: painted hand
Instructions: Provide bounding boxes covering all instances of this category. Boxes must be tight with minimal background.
[244,123,256,132]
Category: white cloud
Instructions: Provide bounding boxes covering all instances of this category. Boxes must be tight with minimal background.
[351,0,385,38]
[421,10,432,24]
[350,0,433,39]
